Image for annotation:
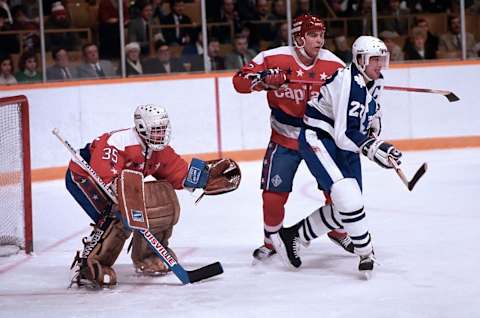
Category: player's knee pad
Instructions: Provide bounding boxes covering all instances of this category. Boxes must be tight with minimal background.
[330,178,363,213]
[131,180,180,273]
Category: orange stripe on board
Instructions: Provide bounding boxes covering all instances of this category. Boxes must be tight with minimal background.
[30,135,480,183]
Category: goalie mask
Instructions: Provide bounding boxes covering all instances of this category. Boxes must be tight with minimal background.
[292,14,326,56]
[352,36,390,81]
[134,104,171,151]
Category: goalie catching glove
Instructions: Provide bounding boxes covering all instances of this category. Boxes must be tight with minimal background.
[184,158,241,195]
[361,138,402,169]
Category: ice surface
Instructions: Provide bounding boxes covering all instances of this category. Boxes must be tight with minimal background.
[1,149,479,318]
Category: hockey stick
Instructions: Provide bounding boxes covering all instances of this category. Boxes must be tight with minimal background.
[51,128,223,284]
[389,157,428,191]
[286,79,459,102]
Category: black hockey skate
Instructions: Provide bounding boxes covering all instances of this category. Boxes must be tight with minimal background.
[327,231,355,254]
[358,252,376,280]
[252,245,276,264]
[271,223,303,269]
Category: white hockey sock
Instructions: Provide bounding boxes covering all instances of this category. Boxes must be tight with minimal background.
[298,205,341,243]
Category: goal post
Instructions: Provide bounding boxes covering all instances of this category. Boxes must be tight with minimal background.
[0,95,32,255]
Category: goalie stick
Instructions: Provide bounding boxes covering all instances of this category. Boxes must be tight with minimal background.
[389,157,428,191]
[52,128,223,285]
[285,79,459,102]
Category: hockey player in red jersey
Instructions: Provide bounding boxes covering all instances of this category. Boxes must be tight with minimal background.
[65,104,240,288]
[232,14,353,262]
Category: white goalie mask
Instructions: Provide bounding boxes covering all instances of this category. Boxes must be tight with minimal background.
[134,104,171,151]
[352,36,390,81]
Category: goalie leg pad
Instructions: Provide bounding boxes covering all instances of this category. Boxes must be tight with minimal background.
[72,217,131,288]
[131,180,180,274]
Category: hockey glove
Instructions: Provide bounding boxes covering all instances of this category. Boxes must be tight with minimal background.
[184,158,241,195]
[361,138,402,169]
[250,68,287,91]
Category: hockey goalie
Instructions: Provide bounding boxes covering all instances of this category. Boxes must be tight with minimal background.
[65,104,241,288]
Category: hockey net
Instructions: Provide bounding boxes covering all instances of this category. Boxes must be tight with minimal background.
[0,95,32,256]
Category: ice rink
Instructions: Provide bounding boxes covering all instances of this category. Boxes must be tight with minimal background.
[1,148,479,318]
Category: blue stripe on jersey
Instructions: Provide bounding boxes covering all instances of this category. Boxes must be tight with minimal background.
[271,107,303,127]
[305,104,334,126]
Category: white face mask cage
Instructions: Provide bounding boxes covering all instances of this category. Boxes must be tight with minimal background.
[134,104,172,151]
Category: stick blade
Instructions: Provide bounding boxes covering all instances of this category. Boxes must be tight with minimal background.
[187,261,224,283]
[407,162,428,191]
[445,92,460,102]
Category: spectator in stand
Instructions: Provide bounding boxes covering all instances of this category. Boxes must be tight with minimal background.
[268,0,287,21]
[160,0,193,45]
[333,35,353,63]
[403,26,432,60]
[0,8,19,56]
[0,55,17,85]
[380,0,410,35]
[77,43,116,79]
[439,15,477,58]
[225,34,256,70]
[143,40,185,74]
[47,47,77,80]
[11,5,39,52]
[237,0,255,20]
[128,2,156,56]
[45,2,79,51]
[206,38,225,71]
[239,22,260,52]
[379,30,404,61]
[414,17,438,59]
[295,0,311,17]
[98,0,129,59]
[120,42,145,77]
[268,21,289,48]
[250,0,273,42]
[152,0,170,22]
[0,0,12,24]
[180,28,204,71]
[15,50,42,83]
[209,0,242,44]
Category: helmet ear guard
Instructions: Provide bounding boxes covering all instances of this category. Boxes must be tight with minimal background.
[134,104,171,151]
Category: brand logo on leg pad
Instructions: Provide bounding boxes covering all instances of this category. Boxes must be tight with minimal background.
[131,209,145,222]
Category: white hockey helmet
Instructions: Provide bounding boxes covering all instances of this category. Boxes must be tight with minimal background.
[352,36,390,80]
[134,104,171,151]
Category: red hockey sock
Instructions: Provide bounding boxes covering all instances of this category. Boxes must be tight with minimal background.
[262,191,289,240]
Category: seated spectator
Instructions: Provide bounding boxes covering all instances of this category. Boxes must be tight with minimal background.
[439,15,477,58]
[77,43,116,79]
[152,0,170,22]
[333,35,352,63]
[268,21,289,49]
[11,5,39,52]
[181,28,204,71]
[0,55,17,85]
[414,17,438,59]
[380,0,410,36]
[225,34,256,70]
[209,0,242,43]
[268,0,286,21]
[0,8,20,56]
[143,40,186,74]
[295,0,311,17]
[45,2,79,51]
[98,0,129,59]
[206,38,225,71]
[15,50,42,83]
[379,30,404,61]
[403,27,430,60]
[121,42,145,77]
[160,0,193,45]
[239,22,260,53]
[46,47,77,81]
[250,0,273,42]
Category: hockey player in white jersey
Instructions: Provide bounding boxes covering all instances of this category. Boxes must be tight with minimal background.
[271,36,402,276]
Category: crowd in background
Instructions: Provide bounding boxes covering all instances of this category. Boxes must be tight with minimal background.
[0,0,479,85]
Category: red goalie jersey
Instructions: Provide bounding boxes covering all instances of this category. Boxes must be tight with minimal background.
[233,46,344,150]
[69,128,188,189]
